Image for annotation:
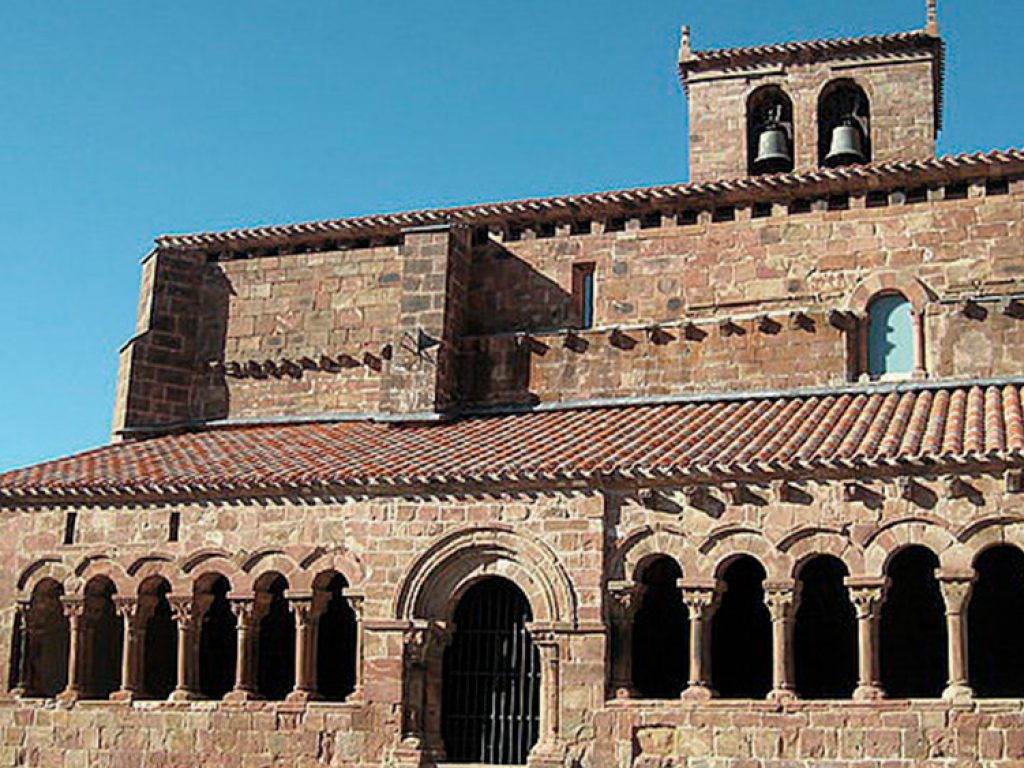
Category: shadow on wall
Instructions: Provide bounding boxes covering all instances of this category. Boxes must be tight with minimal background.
[461,240,576,407]
[191,266,234,422]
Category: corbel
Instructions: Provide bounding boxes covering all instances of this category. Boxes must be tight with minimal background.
[609,328,636,350]
[961,298,987,321]
[363,352,383,372]
[789,310,815,331]
[638,489,683,515]
[999,297,1024,319]
[719,318,744,338]
[756,314,782,335]
[776,480,812,505]
[646,325,674,345]
[843,481,882,507]
[563,330,589,353]
[1006,470,1024,494]
[683,321,707,341]
[827,309,857,332]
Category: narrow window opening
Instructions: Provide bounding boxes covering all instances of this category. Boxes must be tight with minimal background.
[867,292,914,379]
[572,263,596,330]
[969,545,1024,697]
[537,221,556,239]
[63,512,77,546]
[570,220,592,236]
[711,556,771,698]
[788,199,813,215]
[906,187,929,204]
[168,511,181,543]
[604,216,626,233]
[632,557,688,698]
[679,210,700,226]
[315,572,358,701]
[752,202,773,219]
[880,546,946,698]
[794,556,857,698]
[712,207,735,223]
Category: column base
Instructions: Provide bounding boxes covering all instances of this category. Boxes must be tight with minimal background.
[768,687,798,702]
[285,689,323,703]
[853,683,885,701]
[224,688,261,702]
[391,736,430,768]
[56,688,79,703]
[943,683,973,703]
[10,687,26,699]
[109,689,135,702]
[681,684,714,701]
[528,740,566,768]
[614,686,638,699]
[168,688,199,702]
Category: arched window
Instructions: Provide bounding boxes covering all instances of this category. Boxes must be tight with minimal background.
[711,556,772,698]
[22,579,69,697]
[314,571,358,701]
[138,576,177,700]
[632,557,688,698]
[254,573,295,701]
[81,576,123,699]
[794,556,857,698]
[880,546,946,698]
[442,577,540,765]
[819,80,871,167]
[747,86,794,175]
[867,293,915,378]
[969,546,1024,697]
[196,574,236,699]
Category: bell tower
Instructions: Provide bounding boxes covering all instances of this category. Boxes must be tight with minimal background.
[679,1,944,182]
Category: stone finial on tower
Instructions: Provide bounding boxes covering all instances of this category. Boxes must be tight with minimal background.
[679,26,692,63]
[926,0,939,36]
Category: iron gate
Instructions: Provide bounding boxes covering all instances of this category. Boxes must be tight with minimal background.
[442,578,541,765]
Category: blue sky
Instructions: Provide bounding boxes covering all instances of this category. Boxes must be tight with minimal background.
[0,0,1020,471]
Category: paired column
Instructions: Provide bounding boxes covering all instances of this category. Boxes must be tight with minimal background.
[226,599,258,701]
[680,581,718,700]
[607,581,644,698]
[10,601,29,697]
[287,597,318,702]
[846,578,886,700]
[939,574,974,702]
[169,597,197,701]
[111,597,139,701]
[58,597,84,701]
[765,582,798,701]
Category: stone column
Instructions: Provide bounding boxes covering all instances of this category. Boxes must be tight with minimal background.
[847,578,886,700]
[10,601,29,697]
[607,580,644,698]
[168,597,196,701]
[939,574,974,702]
[226,598,258,701]
[58,597,84,701]
[765,583,798,701]
[287,598,318,702]
[111,597,139,701]
[528,626,563,764]
[680,581,719,700]
[400,621,448,752]
[346,594,365,702]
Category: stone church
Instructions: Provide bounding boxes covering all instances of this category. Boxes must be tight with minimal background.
[2,2,1024,766]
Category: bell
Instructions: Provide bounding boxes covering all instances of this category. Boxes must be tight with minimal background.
[824,123,866,167]
[752,125,792,174]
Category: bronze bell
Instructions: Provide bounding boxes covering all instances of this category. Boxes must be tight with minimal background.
[752,124,792,174]
[824,122,866,167]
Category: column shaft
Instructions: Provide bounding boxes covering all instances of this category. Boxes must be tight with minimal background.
[59,599,84,700]
[765,586,797,700]
[680,585,717,700]
[940,577,974,701]
[848,581,885,700]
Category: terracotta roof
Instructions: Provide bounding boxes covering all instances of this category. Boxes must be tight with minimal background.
[155,149,1023,253]
[2,381,1022,503]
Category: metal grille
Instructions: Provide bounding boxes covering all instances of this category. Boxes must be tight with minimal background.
[442,579,540,765]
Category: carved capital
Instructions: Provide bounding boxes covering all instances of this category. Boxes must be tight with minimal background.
[939,577,974,615]
[60,597,85,622]
[764,587,797,622]
[607,581,645,620]
[230,598,256,626]
[291,598,314,626]
[680,587,719,620]
[403,621,451,665]
[848,582,886,620]
[113,597,139,627]
[168,597,194,627]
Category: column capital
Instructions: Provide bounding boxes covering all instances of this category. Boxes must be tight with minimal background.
[938,573,975,615]
[230,598,256,626]
[168,597,194,626]
[290,597,315,626]
[60,596,85,621]
[764,582,799,622]
[679,579,721,620]
[403,621,452,665]
[607,580,645,620]
[113,596,139,622]
[846,577,888,619]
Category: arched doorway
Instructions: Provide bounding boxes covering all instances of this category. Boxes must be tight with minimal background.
[442,578,540,765]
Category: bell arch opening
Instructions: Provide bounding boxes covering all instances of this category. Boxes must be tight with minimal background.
[711,555,771,698]
[747,85,794,175]
[794,555,857,699]
[819,79,871,167]
[969,545,1024,697]
[880,546,946,698]
[632,556,688,698]
[442,577,540,765]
